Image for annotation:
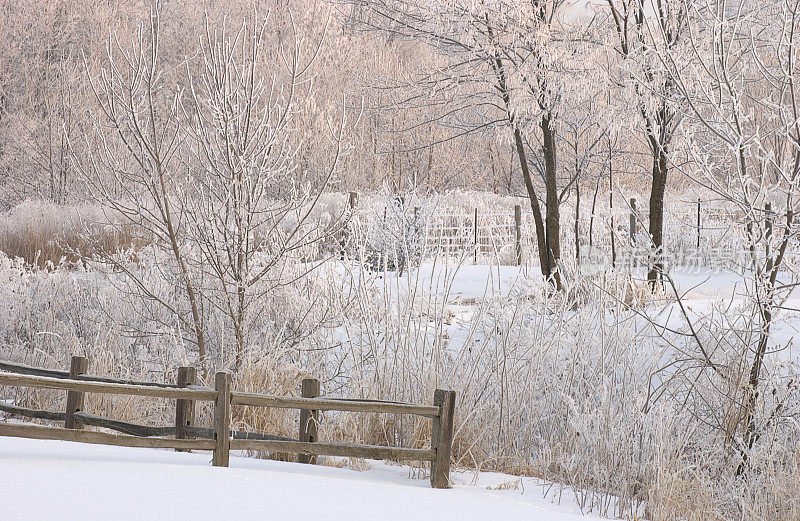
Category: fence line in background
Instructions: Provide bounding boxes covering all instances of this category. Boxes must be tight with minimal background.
[405,198,775,267]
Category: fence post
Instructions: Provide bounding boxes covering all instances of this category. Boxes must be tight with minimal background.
[629,198,637,245]
[473,208,479,263]
[514,205,522,266]
[765,202,773,273]
[212,372,232,467]
[298,378,321,464]
[175,366,197,450]
[696,198,701,249]
[430,388,456,488]
[64,355,89,429]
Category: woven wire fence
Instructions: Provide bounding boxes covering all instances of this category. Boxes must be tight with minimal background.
[416,199,783,270]
[423,211,520,264]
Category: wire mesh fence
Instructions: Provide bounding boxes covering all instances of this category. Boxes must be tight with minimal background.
[409,198,784,270]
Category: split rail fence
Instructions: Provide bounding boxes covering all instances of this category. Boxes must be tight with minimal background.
[0,356,456,488]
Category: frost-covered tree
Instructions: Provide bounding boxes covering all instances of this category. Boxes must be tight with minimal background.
[603,0,688,287]
[83,7,351,372]
[182,13,351,370]
[651,0,800,475]
[349,0,606,289]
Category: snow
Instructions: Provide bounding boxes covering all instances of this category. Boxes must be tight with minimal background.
[662,267,800,361]
[337,261,531,301]
[0,437,608,521]
[395,263,800,363]
[3,265,795,521]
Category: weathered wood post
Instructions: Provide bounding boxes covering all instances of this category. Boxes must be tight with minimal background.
[514,205,523,266]
[64,355,89,429]
[212,372,232,467]
[765,202,773,273]
[473,208,479,263]
[629,198,637,245]
[298,378,321,464]
[175,366,197,450]
[339,192,360,261]
[696,198,701,250]
[430,388,456,488]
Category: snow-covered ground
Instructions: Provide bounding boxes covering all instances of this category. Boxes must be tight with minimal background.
[0,436,608,521]
[379,263,800,362]
[2,264,796,521]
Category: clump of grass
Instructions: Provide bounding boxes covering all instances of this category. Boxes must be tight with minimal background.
[0,200,134,269]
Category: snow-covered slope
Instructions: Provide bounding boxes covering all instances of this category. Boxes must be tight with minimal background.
[0,436,607,521]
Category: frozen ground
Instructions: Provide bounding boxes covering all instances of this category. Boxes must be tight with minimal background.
[0,436,608,521]
[2,265,796,521]
[364,262,751,301]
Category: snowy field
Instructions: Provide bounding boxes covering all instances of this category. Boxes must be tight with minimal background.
[0,437,607,521]
[1,260,798,521]
[381,263,800,361]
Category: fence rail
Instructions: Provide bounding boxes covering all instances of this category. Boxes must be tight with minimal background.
[0,359,180,388]
[230,392,441,417]
[0,422,216,450]
[228,439,437,462]
[0,372,216,400]
[0,356,456,488]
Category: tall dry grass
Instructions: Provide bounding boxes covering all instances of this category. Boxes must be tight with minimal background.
[0,201,131,268]
[0,201,798,521]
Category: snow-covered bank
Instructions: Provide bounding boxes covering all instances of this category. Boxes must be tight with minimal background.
[0,437,606,521]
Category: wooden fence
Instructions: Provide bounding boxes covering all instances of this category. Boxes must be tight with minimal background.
[0,356,456,488]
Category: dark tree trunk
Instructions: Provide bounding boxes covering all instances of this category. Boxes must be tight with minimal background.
[488,42,561,289]
[647,139,668,287]
[609,138,616,268]
[541,114,561,268]
[515,127,554,284]
[575,181,580,263]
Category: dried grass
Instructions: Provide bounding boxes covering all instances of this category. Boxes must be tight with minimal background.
[0,206,798,521]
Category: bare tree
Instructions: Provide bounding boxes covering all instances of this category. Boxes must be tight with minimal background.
[603,0,688,288]
[82,7,352,372]
[83,8,210,368]
[182,12,352,370]
[347,0,585,289]
[651,0,800,474]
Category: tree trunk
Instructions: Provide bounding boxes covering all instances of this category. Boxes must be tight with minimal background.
[737,208,791,475]
[514,129,549,275]
[541,114,561,265]
[609,138,616,268]
[575,181,580,263]
[647,141,668,287]
[486,38,562,290]
[515,127,561,289]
